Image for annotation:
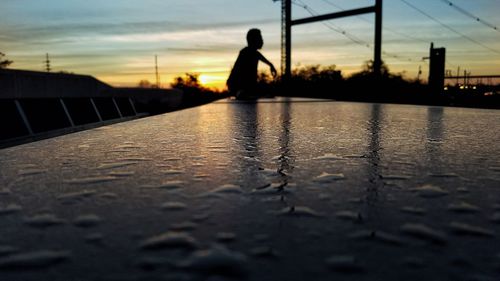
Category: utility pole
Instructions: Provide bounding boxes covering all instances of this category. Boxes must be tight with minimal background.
[373,0,383,76]
[44,53,51,72]
[277,0,383,79]
[280,0,291,80]
[273,0,291,79]
[155,55,160,88]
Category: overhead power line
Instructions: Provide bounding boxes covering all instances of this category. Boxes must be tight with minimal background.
[439,0,499,33]
[400,0,500,55]
[320,0,429,44]
[293,0,420,63]
[292,0,371,48]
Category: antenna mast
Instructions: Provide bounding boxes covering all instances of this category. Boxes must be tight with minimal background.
[155,55,160,88]
[44,53,51,72]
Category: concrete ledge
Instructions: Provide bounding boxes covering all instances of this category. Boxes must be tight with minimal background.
[0,69,184,147]
[0,69,111,98]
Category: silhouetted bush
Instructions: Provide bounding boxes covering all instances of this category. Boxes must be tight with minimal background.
[171,73,228,108]
[0,52,13,69]
[256,60,499,109]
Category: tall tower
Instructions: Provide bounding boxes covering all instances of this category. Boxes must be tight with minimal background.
[44,53,51,72]
[428,43,446,94]
[275,0,291,79]
[155,55,160,88]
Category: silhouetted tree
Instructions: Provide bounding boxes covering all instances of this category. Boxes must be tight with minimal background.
[292,64,342,82]
[170,73,202,90]
[138,80,153,88]
[0,52,13,69]
[350,59,389,78]
[169,73,227,107]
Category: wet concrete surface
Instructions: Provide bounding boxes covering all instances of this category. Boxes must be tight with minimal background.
[0,98,499,281]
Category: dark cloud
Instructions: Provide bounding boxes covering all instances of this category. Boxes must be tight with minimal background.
[0,18,278,43]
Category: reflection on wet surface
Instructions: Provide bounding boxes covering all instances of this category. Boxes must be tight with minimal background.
[0,98,499,280]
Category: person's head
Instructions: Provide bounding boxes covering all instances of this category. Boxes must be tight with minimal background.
[247,28,263,49]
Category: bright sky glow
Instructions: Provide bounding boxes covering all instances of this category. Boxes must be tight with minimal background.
[1,0,499,89]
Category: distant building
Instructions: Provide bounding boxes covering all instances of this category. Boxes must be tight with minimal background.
[428,43,446,94]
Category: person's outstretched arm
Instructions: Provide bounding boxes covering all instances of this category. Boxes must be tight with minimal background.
[258,53,277,77]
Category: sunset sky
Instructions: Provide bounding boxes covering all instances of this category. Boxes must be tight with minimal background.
[1,0,499,89]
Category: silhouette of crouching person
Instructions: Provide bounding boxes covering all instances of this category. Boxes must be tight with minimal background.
[227,28,277,100]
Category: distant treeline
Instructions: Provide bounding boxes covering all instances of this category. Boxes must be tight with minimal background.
[169,73,229,108]
[255,61,500,109]
[167,61,499,110]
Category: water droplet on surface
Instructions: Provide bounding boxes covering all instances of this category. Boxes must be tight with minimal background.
[163,170,185,175]
[24,214,66,227]
[108,171,135,177]
[96,161,138,170]
[253,234,270,242]
[447,202,480,213]
[135,256,170,271]
[313,154,344,161]
[400,223,447,244]
[449,222,495,237]
[250,246,279,258]
[84,233,104,244]
[401,206,426,215]
[349,229,405,246]
[343,155,365,159]
[140,232,198,250]
[157,181,185,190]
[274,206,323,218]
[313,172,345,183]
[0,246,18,256]
[114,144,144,150]
[0,250,71,270]
[178,245,248,277]
[208,148,229,153]
[74,214,102,227]
[382,175,411,180]
[348,230,374,240]
[251,183,291,195]
[170,221,198,231]
[348,198,363,204]
[215,232,236,242]
[372,231,406,246]
[325,255,363,273]
[429,173,459,178]
[63,176,118,184]
[0,188,12,195]
[118,157,151,162]
[57,190,97,203]
[208,184,243,194]
[192,213,210,222]
[401,256,426,268]
[259,168,279,177]
[17,168,48,176]
[161,202,187,210]
[0,204,22,215]
[411,185,449,198]
[489,166,500,172]
[490,212,500,223]
[163,158,182,162]
[335,211,363,222]
[318,193,332,200]
[100,192,118,199]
